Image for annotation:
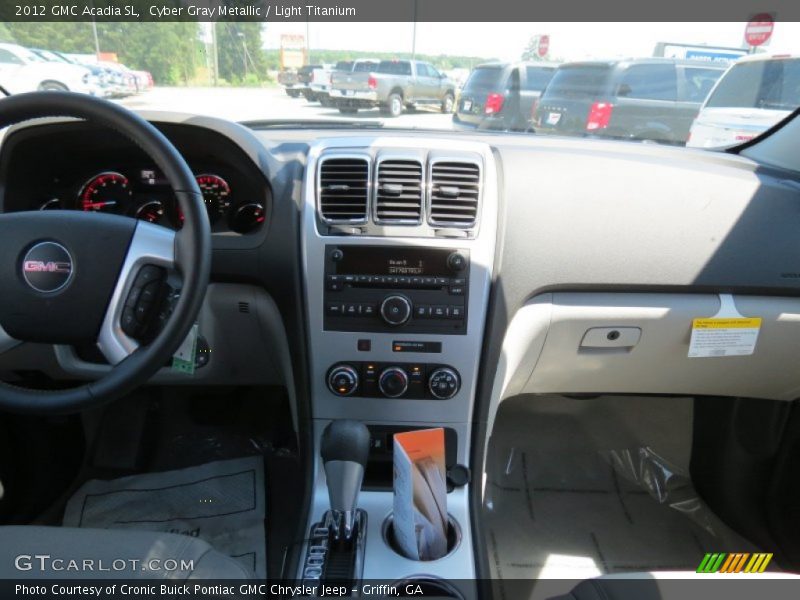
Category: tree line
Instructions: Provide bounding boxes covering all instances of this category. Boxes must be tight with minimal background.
[0,22,268,85]
[0,22,493,85]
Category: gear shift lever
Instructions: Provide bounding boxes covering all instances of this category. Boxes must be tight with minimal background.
[321,420,370,541]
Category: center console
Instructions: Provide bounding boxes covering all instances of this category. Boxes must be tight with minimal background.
[301,137,498,591]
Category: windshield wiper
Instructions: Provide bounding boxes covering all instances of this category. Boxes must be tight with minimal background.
[243,119,385,130]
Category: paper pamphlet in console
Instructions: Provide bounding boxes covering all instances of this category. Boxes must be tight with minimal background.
[392,428,448,560]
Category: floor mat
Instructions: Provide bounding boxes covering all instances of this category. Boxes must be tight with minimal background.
[485,396,760,595]
[63,456,266,578]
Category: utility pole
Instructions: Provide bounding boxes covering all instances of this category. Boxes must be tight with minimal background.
[211,22,219,86]
[411,0,417,62]
[91,19,100,58]
[306,19,311,65]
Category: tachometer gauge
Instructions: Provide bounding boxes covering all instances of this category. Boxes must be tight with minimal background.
[195,174,231,222]
[39,198,62,210]
[135,200,165,224]
[78,171,131,213]
[229,202,265,233]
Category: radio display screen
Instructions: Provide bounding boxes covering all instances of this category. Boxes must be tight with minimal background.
[331,246,455,276]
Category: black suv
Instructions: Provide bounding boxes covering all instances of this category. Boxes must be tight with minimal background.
[533,58,725,144]
[453,62,557,131]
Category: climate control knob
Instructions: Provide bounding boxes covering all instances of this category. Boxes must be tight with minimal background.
[378,367,409,398]
[428,367,461,400]
[380,294,412,326]
[327,364,359,397]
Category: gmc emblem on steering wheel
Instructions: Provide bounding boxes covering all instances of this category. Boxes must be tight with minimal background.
[21,242,74,293]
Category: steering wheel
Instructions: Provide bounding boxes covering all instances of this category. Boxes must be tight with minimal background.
[0,92,211,414]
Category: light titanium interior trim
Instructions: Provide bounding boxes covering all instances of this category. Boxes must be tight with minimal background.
[96,221,176,365]
[302,137,498,425]
[372,151,426,226]
[316,151,372,226]
[426,154,483,230]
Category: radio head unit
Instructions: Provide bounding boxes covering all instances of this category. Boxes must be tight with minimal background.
[323,245,468,335]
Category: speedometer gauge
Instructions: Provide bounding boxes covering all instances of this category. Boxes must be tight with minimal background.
[78,171,131,213]
[195,174,231,222]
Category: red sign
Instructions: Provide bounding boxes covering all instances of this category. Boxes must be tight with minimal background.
[745,15,774,47]
[537,35,550,58]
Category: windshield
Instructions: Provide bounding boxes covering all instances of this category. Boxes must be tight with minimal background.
[1,20,799,147]
[706,58,800,111]
[33,49,68,63]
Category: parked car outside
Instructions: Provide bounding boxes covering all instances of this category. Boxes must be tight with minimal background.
[306,64,336,105]
[29,48,110,97]
[131,70,154,91]
[278,68,301,97]
[330,59,456,116]
[296,64,323,100]
[313,59,380,107]
[687,53,800,148]
[453,61,558,131]
[65,54,137,98]
[533,58,725,144]
[0,43,99,95]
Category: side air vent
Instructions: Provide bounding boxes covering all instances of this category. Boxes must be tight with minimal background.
[318,156,370,224]
[428,161,481,228]
[374,159,423,224]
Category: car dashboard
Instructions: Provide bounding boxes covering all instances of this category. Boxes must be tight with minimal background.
[0,122,271,235]
[2,110,800,587]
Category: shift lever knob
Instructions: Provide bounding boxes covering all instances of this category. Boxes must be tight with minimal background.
[321,420,370,540]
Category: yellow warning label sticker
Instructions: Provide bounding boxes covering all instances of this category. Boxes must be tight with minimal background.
[692,318,763,329]
[689,317,762,358]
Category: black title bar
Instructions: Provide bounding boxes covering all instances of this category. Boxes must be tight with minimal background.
[0,0,798,22]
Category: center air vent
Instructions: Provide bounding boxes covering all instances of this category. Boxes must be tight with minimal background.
[318,156,370,224]
[428,161,481,228]
[374,159,423,224]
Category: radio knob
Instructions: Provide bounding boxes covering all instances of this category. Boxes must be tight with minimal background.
[447,252,467,272]
[428,367,461,400]
[327,364,359,397]
[380,294,412,326]
[379,367,409,398]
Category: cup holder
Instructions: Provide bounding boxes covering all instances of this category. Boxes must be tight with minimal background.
[391,577,464,599]
[382,514,461,561]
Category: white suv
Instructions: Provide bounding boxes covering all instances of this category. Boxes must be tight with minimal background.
[688,53,800,148]
[0,43,100,96]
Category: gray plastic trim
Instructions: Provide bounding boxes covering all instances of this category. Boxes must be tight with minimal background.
[97,222,176,365]
[300,420,476,583]
[0,325,20,355]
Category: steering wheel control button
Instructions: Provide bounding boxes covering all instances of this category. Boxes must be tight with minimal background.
[428,367,461,400]
[378,367,409,398]
[122,265,167,339]
[327,364,359,397]
[121,308,138,337]
[447,252,467,272]
[380,294,412,326]
[21,241,74,294]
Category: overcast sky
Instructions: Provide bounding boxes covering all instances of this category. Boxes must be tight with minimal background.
[261,21,800,61]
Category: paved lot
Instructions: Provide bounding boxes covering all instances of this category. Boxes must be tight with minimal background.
[117,86,455,129]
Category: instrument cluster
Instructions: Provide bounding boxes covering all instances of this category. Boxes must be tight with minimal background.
[37,167,265,234]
